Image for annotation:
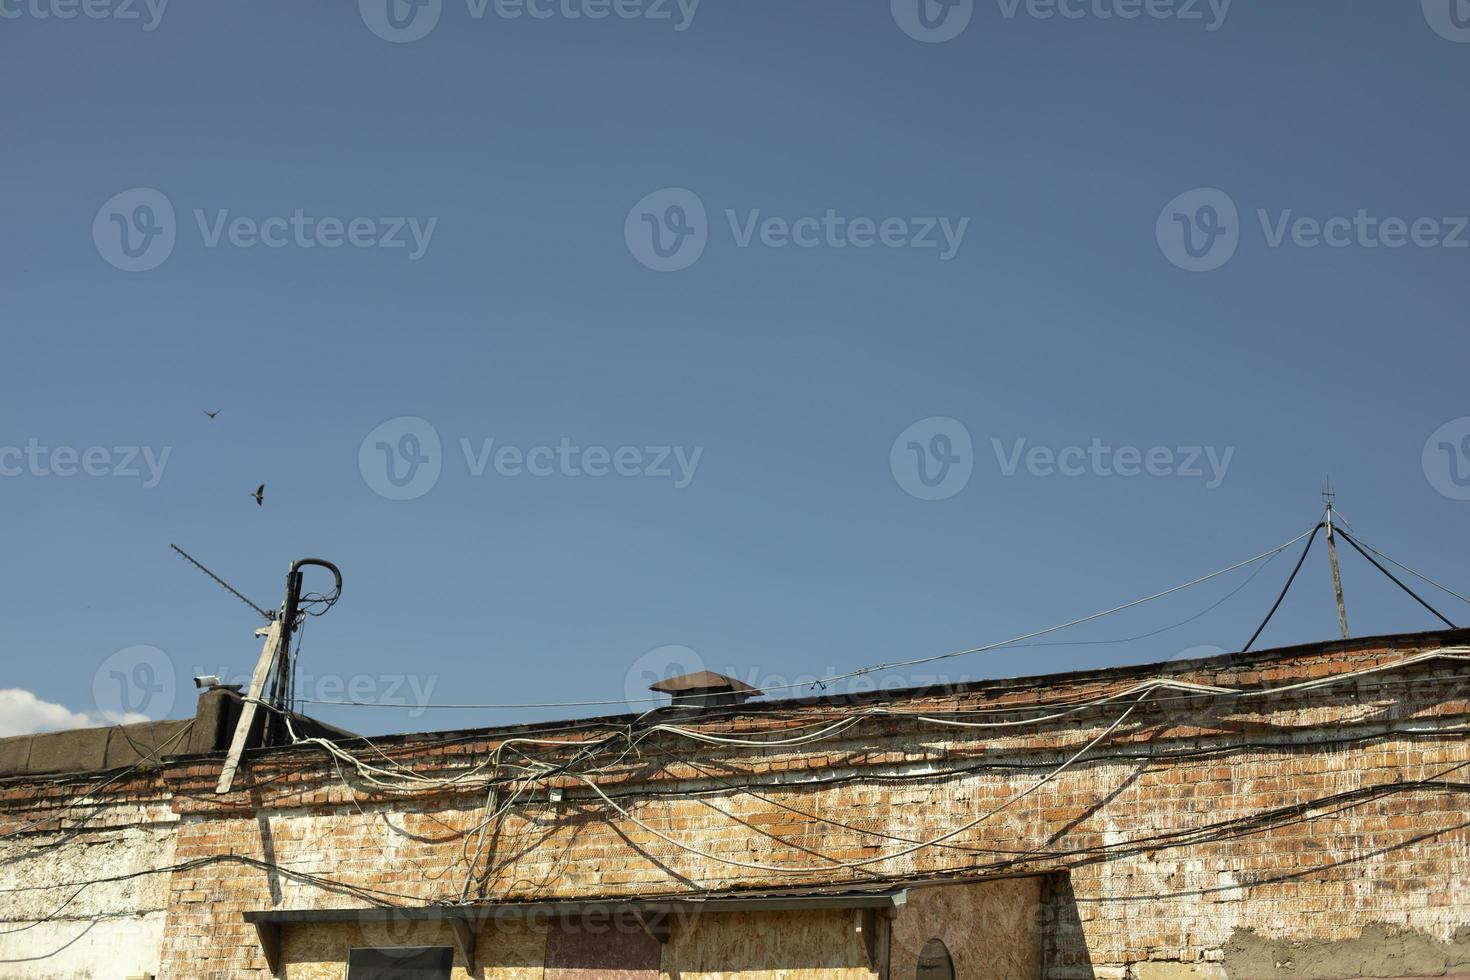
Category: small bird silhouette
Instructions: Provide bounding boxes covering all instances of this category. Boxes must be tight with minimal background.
[251,484,265,506]
[204,409,221,419]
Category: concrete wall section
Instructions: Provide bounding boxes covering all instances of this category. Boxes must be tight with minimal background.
[890,877,1043,980]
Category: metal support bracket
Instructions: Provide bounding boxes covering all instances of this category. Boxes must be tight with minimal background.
[252,920,283,978]
[449,917,478,970]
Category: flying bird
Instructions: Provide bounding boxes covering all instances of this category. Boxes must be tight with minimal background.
[251,484,265,506]
[203,410,220,419]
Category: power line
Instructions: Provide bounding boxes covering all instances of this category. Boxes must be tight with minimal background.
[287,524,1321,712]
[1329,524,1470,608]
[1241,522,1323,652]
[1334,527,1457,630]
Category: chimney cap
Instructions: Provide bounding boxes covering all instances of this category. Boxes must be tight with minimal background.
[649,671,761,696]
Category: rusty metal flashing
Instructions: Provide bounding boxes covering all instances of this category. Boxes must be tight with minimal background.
[241,888,909,926]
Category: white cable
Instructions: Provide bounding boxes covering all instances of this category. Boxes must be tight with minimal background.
[645,717,863,746]
[571,692,1151,874]
[280,649,1470,785]
[1330,521,1470,607]
[285,526,1320,712]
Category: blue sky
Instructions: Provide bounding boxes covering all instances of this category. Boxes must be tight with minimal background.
[2,0,1468,736]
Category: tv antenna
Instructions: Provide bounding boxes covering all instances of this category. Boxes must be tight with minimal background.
[170,543,274,623]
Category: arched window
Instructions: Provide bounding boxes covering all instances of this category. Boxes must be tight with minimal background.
[916,938,955,980]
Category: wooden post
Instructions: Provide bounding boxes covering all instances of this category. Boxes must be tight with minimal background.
[1324,494,1349,640]
[216,619,284,794]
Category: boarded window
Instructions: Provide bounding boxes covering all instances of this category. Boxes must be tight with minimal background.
[916,938,955,980]
[346,946,454,979]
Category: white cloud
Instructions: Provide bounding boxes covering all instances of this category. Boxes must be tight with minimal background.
[0,689,148,738]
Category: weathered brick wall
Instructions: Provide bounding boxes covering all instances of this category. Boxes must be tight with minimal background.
[0,771,177,977]
[5,633,1470,979]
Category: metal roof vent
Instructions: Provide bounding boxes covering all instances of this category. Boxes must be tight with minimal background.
[649,671,761,709]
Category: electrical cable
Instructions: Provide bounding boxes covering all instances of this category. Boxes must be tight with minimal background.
[1334,526,1458,629]
[1241,522,1322,652]
[571,692,1152,874]
[1333,527,1470,607]
[286,525,1322,713]
[268,649,1470,794]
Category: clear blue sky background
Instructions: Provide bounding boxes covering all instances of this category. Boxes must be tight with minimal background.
[2,0,1467,735]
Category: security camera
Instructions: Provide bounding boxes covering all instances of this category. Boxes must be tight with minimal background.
[194,675,223,690]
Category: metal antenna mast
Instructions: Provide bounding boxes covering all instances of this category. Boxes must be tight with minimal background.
[1323,482,1349,639]
[170,544,275,623]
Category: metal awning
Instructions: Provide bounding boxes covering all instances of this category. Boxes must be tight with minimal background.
[243,887,909,977]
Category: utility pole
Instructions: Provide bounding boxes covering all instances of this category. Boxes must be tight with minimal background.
[1323,483,1349,640]
[216,557,342,794]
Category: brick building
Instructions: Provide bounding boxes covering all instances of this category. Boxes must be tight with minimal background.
[3,628,1469,979]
